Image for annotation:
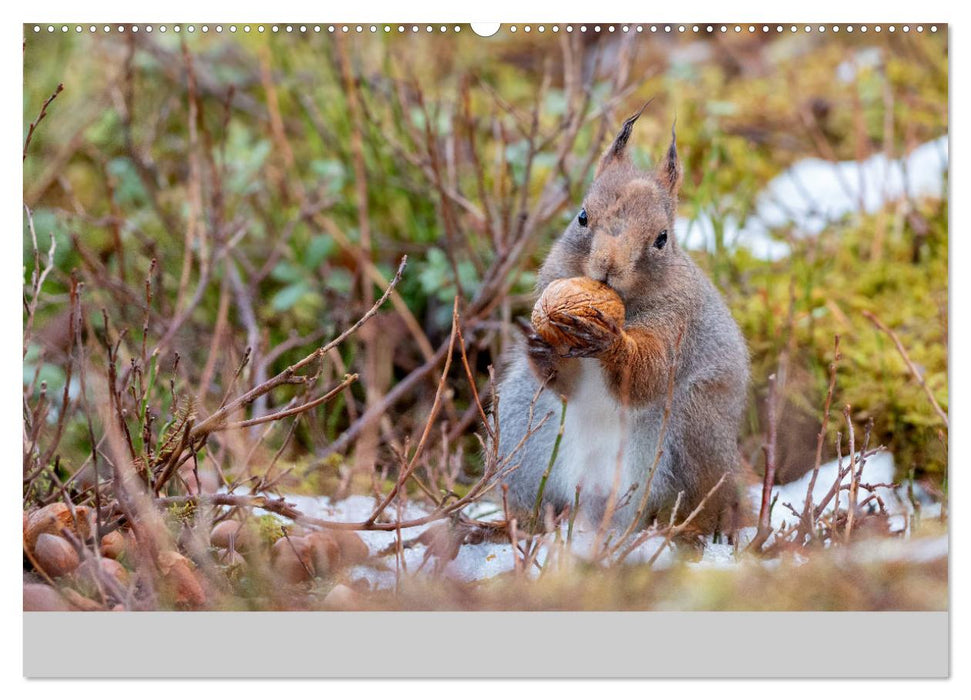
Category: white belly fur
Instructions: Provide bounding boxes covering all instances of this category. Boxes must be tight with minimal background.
[549,359,634,506]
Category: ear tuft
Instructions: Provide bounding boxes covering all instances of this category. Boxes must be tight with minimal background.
[657,118,683,195]
[612,100,653,156]
[596,99,654,176]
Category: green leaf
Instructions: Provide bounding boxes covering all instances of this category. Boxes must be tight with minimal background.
[271,281,310,312]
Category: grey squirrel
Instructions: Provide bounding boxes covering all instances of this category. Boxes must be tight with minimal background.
[494,107,750,536]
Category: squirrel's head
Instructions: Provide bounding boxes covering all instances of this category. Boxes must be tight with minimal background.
[557,105,683,304]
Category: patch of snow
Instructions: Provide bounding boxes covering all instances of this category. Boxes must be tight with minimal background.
[252,448,942,589]
[679,135,948,260]
[836,47,883,83]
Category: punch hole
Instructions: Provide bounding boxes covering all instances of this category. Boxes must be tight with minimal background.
[61,25,68,32]
[903,26,910,32]
[734,25,741,32]
[470,23,500,37]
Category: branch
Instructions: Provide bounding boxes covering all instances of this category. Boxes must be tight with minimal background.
[862,310,948,429]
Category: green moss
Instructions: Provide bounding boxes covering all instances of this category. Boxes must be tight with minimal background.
[714,197,947,480]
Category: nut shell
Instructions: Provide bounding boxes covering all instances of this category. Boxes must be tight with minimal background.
[33,533,80,577]
[157,551,206,609]
[24,503,92,553]
[531,277,625,353]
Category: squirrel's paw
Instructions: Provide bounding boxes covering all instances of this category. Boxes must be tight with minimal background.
[517,320,560,382]
[551,309,622,358]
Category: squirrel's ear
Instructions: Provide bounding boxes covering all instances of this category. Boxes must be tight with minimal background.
[656,120,683,195]
[596,101,652,176]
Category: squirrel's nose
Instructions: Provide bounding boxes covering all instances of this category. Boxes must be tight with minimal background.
[591,265,615,286]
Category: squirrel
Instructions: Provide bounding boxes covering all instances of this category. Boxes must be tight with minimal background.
[494,106,750,537]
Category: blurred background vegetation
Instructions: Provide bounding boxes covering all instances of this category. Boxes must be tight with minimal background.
[23,25,947,498]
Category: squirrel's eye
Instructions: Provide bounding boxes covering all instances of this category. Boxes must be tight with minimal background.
[578,208,588,227]
[654,230,668,249]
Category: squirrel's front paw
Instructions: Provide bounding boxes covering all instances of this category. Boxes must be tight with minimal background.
[550,309,623,358]
[516,318,560,382]
[526,332,560,382]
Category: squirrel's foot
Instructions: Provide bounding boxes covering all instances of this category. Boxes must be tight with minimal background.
[550,309,624,358]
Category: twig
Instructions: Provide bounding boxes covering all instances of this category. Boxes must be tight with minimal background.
[23,83,64,162]
[190,257,406,438]
[364,298,460,526]
[862,310,948,429]
[797,335,841,541]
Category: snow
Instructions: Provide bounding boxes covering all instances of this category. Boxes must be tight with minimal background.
[759,450,942,534]
[678,136,949,260]
[252,448,943,591]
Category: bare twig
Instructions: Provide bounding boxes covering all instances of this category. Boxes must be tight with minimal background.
[862,310,948,429]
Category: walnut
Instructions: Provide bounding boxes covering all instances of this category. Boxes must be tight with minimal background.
[531,276,625,354]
